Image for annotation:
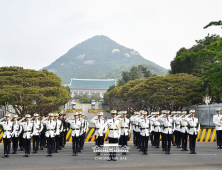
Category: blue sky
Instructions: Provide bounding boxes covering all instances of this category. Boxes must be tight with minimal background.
[0,0,221,70]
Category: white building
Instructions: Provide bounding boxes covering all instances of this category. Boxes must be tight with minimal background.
[66,78,116,98]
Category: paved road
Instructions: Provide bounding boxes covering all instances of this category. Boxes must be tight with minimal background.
[0,142,222,170]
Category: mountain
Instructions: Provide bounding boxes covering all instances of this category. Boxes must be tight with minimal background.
[41,35,168,83]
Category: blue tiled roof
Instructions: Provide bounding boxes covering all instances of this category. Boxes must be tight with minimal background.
[69,79,116,89]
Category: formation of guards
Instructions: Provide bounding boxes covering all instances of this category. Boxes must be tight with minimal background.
[0,112,88,158]
[1,108,222,159]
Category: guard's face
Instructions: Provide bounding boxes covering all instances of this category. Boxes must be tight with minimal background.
[123,114,126,118]
[178,114,180,117]
[26,118,30,121]
[144,115,147,118]
[166,114,169,118]
[111,114,116,118]
[13,118,17,121]
[49,116,54,120]
[156,115,159,118]
[74,115,78,119]
[59,116,62,119]
[63,116,66,119]
[41,116,45,119]
[191,113,195,117]
[34,116,38,120]
[98,115,102,119]
[6,117,10,121]
[54,116,58,120]
[78,115,82,118]
[216,111,220,114]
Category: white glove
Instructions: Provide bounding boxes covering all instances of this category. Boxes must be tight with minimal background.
[30,134,33,137]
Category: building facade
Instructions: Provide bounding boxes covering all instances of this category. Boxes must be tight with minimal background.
[66,78,116,98]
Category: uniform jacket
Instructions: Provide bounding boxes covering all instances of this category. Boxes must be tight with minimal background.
[32,120,43,136]
[54,119,63,135]
[42,120,57,138]
[91,118,106,136]
[100,118,121,138]
[139,118,152,136]
[174,116,182,131]
[12,121,22,138]
[119,117,130,136]
[20,121,34,139]
[213,114,222,130]
[66,118,81,137]
[185,117,200,135]
[180,118,189,133]
[0,119,15,139]
[157,115,175,134]
[153,118,161,132]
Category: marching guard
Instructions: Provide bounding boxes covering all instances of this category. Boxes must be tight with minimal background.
[65,112,81,156]
[40,114,47,150]
[20,114,34,157]
[11,114,22,154]
[32,113,43,153]
[213,108,222,149]
[139,111,152,155]
[119,111,130,154]
[180,111,189,151]
[184,110,200,154]
[99,110,121,161]
[41,113,57,157]
[90,112,105,155]
[0,114,15,158]
[54,113,63,153]
[174,111,182,148]
[153,112,161,148]
[62,113,69,148]
[157,111,175,154]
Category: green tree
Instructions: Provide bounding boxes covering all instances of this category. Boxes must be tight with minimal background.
[91,93,102,101]
[0,66,70,116]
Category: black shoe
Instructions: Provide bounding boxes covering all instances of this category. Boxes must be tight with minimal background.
[185,149,188,151]
[33,151,36,154]
[113,157,117,161]
[157,146,159,148]
[6,155,9,158]
[168,152,171,154]
[26,155,29,157]
[107,158,112,161]
[165,151,168,154]
[2,155,7,158]
[193,151,196,154]
[181,149,184,151]
[23,155,27,157]
[190,151,193,154]
[145,152,148,155]
[54,150,58,153]
[58,147,62,150]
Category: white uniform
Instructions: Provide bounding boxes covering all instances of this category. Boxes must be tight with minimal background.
[66,119,81,137]
[32,120,43,136]
[12,121,22,138]
[101,118,120,138]
[55,119,63,135]
[139,118,152,136]
[185,117,200,135]
[42,120,57,138]
[91,118,105,137]
[20,121,34,139]
[0,120,15,138]
[213,114,222,130]
[120,118,130,136]
[153,118,161,132]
